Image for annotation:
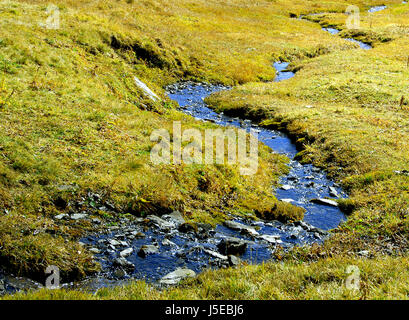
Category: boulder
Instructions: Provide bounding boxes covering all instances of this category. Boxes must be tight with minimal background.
[120,248,133,258]
[217,237,247,256]
[113,257,135,272]
[137,244,159,258]
[159,268,196,285]
[146,215,174,230]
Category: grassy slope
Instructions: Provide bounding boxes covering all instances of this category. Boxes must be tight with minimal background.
[2,0,409,299]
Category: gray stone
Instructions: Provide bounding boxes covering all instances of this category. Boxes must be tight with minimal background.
[138,244,159,258]
[108,239,121,247]
[162,239,177,247]
[54,214,68,220]
[146,215,174,230]
[163,210,185,225]
[202,248,228,261]
[310,198,338,207]
[70,213,89,220]
[217,237,247,256]
[120,248,133,258]
[329,187,339,198]
[258,234,282,244]
[89,248,101,254]
[159,268,196,285]
[113,257,135,271]
[223,220,259,237]
[228,255,240,267]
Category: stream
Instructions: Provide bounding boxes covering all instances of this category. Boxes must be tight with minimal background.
[0,4,393,295]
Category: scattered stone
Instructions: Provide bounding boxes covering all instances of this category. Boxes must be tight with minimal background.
[358,250,370,257]
[310,198,338,207]
[146,215,174,230]
[259,234,283,244]
[108,239,121,247]
[130,231,146,239]
[163,210,185,225]
[92,218,101,224]
[113,258,134,272]
[223,220,259,237]
[138,245,159,258]
[329,187,339,198]
[89,248,101,254]
[202,248,228,261]
[162,239,177,247]
[217,237,247,256]
[70,213,88,220]
[228,255,240,267]
[159,268,196,285]
[54,214,68,220]
[280,185,293,191]
[120,248,133,258]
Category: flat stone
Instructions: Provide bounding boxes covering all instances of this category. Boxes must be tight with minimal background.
[89,248,101,254]
[202,248,228,261]
[54,214,68,220]
[259,234,282,244]
[70,213,88,220]
[108,239,121,247]
[329,187,339,198]
[310,198,338,207]
[159,268,196,285]
[223,220,259,237]
[280,185,293,191]
[281,198,295,203]
[120,248,133,258]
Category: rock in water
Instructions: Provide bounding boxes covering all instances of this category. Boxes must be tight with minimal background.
[146,215,174,230]
[113,257,135,272]
[310,198,338,207]
[217,237,247,256]
[159,268,196,285]
[120,248,133,258]
[329,187,339,198]
[223,220,259,237]
[137,245,159,258]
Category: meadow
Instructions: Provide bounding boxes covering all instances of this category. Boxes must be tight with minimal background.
[1,0,408,299]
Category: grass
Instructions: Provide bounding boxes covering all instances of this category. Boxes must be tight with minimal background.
[1,0,409,299]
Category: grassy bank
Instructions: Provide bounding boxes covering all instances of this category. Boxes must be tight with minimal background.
[2,0,409,299]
